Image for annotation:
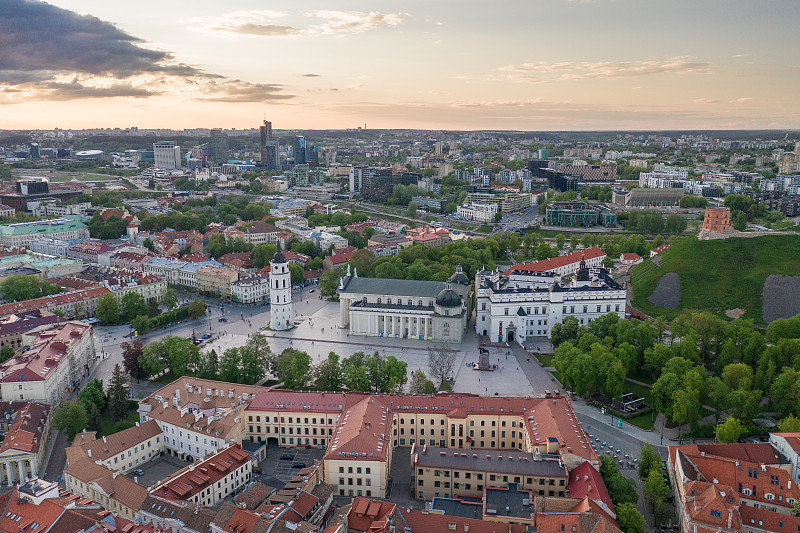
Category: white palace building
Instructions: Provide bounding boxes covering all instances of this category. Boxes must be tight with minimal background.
[475,257,626,344]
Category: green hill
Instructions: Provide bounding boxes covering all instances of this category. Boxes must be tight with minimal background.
[630,235,800,322]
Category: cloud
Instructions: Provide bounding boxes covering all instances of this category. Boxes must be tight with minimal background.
[301,73,322,78]
[0,0,293,104]
[500,56,711,82]
[729,97,753,104]
[192,9,406,38]
[692,97,719,104]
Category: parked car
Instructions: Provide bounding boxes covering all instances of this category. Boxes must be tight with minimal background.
[291,462,306,469]
[134,469,145,476]
[279,454,295,461]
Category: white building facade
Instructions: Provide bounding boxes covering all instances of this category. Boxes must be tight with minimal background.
[475,261,627,344]
[269,251,293,330]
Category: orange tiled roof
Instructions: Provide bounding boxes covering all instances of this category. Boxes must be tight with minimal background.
[504,247,606,275]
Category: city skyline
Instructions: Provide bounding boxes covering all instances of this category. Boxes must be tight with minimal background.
[1,0,799,130]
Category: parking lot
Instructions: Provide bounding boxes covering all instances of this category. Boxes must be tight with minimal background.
[124,455,190,489]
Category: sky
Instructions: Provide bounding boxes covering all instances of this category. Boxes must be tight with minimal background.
[1,0,799,131]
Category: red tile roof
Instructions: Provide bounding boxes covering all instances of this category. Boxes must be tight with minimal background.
[0,286,110,317]
[327,251,354,265]
[150,444,251,502]
[504,247,606,275]
[0,489,65,533]
[568,462,614,513]
[398,507,526,533]
[347,497,396,533]
[620,253,641,261]
[0,401,50,454]
[325,397,391,462]
[0,321,93,383]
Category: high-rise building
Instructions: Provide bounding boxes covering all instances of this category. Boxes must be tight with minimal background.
[209,129,228,164]
[292,135,306,165]
[153,141,181,170]
[259,120,279,170]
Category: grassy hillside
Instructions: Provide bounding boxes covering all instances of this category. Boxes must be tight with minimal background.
[631,235,800,322]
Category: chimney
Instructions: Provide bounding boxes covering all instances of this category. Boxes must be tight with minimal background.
[103,436,107,443]
[87,449,92,458]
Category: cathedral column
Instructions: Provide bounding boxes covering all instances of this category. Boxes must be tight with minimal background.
[5,462,13,485]
[17,461,25,483]
[30,460,37,479]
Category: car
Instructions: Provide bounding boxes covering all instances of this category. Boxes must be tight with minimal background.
[279,454,295,461]
[134,469,145,476]
[309,289,315,293]
[602,441,606,446]
[616,449,621,454]
[291,462,306,469]
[201,334,212,340]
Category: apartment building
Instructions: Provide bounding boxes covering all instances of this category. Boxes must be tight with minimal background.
[67,239,113,263]
[504,248,606,278]
[0,286,111,320]
[243,221,282,246]
[149,444,253,507]
[196,266,239,298]
[231,274,270,305]
[66,420,165,474]
[0,321,95,405]
[0,310,62,351]
[139,495,217,533]
[63,458,149,520]
[110,251,152,272]
[411,445,568,501]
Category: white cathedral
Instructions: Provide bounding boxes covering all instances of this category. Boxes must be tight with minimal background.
[269,250,293,330]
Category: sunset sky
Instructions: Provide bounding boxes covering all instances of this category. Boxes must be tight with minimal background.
[1,0,799,130]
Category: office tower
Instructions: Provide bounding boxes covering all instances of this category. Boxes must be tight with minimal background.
[153,141,182,170]
[209,129,228,164]
[259,120,279,170]
[293,136,306,166]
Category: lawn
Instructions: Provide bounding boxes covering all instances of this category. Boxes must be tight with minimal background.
[535,353,555,367]
[631,234,800,322]
[623,379,653,404]
[476,225,494,234]
[100,410,140,436]
[626,411,656,430]
[153,371,178,385]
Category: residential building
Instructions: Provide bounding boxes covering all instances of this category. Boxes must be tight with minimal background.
[153,141,182,170]
[0,321,95,405]
[411,196,446,212]
[27,237,83,257]
[0,401,50,484]
[109,251,152,272]
[367,233,410,249]
[0,286,111,320]
[0,310,62,351]
[411,444,568,501]
[65,420,165,474]
[0,205,14,218]
[138,377,264,462]
[139,495,217,533]
[243,221,282,246]
[323,251,354,271]
[101,271,167,304]
[669,441,800,533]
[67,240,113,263]
[337,268,470,343]
[219,252,256,274]
[0,218,90,247]
[149,444,253,507]
[196,266,239,298]
[406,227,450,247]
[619,253,642,267]
[475,259,625,342]
[464,192,532,216]
[63,458,149,520]
[305,230,348,251]
[231,274,270,305]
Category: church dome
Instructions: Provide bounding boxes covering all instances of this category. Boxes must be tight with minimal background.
[448,265,470,285]
[436,285,462,307]
[272,250,287,263]
[576,255,590,281]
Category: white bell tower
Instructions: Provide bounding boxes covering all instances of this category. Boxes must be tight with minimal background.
[269,250,293,330]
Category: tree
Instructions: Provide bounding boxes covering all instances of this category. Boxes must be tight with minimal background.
[198,349,219,380]
[599,455,638,505]
[142,237,154,251]
[0,345,14,363]
[722,362,753,390]
[409,370,436,395]
[367,354,407,393]
[0,275,61,302]
[320,267,344,298]
[616,503,646,533]
[52,400,88,440]
[121,340,147,378]
[716,417,744,443]
[107,363,130,422]
[638,443,660,480]
[407,201,418,218]
[219,348,241,383]
[673,387,702,435]
[652,372,681,420]
[665,214,687,234]
[78,379,106,414]
[779,415,800,433]
[428,345,456,386]
[555,233,565,250]
[251,243,277,269]
[275,349,312,389]
[163,288,178,310]
[88,403,102,433]
[187,300,207,318]
[342,352,371,392]
[644,465,670,507]
[288,263,305,285]
[239,346,267,385]
[314,353,343,391]
[95,293,120,324]
[131,315,151,334]
[733,211,748,231]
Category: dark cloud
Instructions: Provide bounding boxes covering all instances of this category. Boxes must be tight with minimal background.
[0,0,293,103]
[301,73,322,77]
[0,0,199,77]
